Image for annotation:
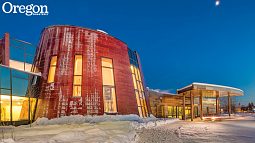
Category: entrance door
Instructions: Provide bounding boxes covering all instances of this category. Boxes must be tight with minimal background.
[195,107,198,118]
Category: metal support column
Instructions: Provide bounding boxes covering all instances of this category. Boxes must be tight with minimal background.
[228,92,231,117]
[216,93,219,114]
[176,106,178,118]
[200,92,203,120]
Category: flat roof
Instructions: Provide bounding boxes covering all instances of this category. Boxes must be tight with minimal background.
[177,82,244,97]
[147,88,180,97]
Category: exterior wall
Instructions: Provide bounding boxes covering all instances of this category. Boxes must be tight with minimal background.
[147,88,184,118]
[34,25,138,119]
[147,88,161,117]
[0,32,9,66]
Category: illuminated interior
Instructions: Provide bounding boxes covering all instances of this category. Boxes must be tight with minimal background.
[12,96,29,121]
[102,68,114,85]
[47,56,57,83]
[9,60,33,72]
[101,58,117,112]
[1,95,37,121]
[1,95,11,121]
[73,55,82,96]
[130,65,148,117]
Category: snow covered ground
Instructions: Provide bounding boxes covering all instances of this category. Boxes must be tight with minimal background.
[1,114,254,143]
[136,117,255,143]
[0,114,178,143]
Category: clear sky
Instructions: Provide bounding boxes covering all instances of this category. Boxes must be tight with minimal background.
[0,0,254,105]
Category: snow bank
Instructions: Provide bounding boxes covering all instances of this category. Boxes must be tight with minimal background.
[32,114,175,126]
[32,114,178,131]
[1,114,178,143]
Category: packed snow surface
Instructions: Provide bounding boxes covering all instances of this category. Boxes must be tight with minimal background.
[0,114,178,143]
[136,117,255,143]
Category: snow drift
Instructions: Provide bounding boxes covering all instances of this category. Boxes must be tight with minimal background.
[1,114,178,143]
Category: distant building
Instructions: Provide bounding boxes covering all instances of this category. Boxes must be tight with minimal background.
[147,82,244,121]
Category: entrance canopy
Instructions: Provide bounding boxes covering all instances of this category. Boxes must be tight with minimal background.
[177,82,244,97]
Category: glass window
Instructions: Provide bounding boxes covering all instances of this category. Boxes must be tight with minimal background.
[135,91,140,106]
[142,92,148,113]
[74,55,82,75]
[12,77,28,96]
[102,68,114,86]
[73,86,81,97]
[47,56,57,83]
[25,63,32,72]
[103,87,117,112]
[1,89,11,95]
[32,76,37,85]
[137,80,141,91]
[137,69,142,81]
[131,65,134,73]
[140,82,144,91]
[72,55,82,97]
[102,58,113,68]
[1,95,11,121]
[138,107,143,117]
[9,60,24,70]
[25,44,36,56]
[101,58,117,113]
[73,76,82,85]
[12,70,29,79]
[130,65,148,117]
[12,96,29,121]
[142,107,146,117]
[134,67,139,81]
[9,39,24,48]
[132,74,137,89]
[50,56,57,66]
[0,67,11,89]
[9,46,24,62]
[25,55,34,64]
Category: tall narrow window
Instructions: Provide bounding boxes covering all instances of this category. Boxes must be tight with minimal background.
[101,58,117,113]
[130,65,148,117]
[47,56,57,83]
[73,55,82,97]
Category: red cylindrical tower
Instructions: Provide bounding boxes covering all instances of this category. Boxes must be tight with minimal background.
[34,25,138,119]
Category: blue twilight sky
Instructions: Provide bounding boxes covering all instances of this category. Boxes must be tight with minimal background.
[0,0,254,105]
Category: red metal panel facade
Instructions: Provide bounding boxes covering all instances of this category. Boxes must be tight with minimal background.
[34,25,139,119]
[0,32,9,66]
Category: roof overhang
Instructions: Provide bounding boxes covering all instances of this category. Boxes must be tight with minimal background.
[177,82,244,97]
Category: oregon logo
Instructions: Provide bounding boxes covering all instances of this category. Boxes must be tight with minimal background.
[2,2,49,16]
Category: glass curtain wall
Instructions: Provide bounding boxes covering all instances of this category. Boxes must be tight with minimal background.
[0,66,40,122]
[128,48,149,117]
[9,38,36,72]
[101,57,117,113]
